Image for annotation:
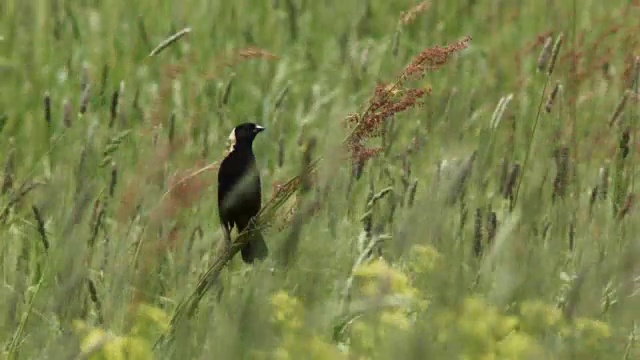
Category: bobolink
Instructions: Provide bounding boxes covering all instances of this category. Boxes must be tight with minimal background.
[217,122,268,264]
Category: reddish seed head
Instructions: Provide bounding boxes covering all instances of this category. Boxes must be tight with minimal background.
[344,36,470,166]
[402,36,471,79]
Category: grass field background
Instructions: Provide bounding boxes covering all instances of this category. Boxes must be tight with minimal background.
[2,0,640,359]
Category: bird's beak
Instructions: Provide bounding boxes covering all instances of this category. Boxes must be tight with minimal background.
[254,125,265,133]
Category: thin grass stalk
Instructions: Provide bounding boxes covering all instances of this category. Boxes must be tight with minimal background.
[514,34,563,207]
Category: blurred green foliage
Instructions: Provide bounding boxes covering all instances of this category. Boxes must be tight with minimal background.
[2,0,640,359]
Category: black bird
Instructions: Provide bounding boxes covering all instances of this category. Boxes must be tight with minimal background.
[217,122,268,263]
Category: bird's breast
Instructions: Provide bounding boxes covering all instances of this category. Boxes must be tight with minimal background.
[217,149,262,208]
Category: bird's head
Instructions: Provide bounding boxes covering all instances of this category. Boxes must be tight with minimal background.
[227,122,265,150]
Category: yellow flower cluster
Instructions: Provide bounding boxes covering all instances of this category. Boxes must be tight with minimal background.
[73,304,170,360]
[353,257,418,299]
[435,297,539,360]
[270,290,304,333]
[519,300,612,357]
[347,253,428,357]
[406,244,442,275]
[518,300,567,335]
[265,244,614,360]
[269,291,346,360]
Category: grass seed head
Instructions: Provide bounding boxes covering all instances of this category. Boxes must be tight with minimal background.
[545,81,562,113]
[547,33,564,76]
[402,36,471,80]
[398,1,431,27]
[537,35,554,71]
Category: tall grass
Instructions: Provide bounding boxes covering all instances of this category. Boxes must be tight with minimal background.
[1,0,640,359]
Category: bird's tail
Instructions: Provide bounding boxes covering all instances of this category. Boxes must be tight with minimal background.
[240,226,268,264]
